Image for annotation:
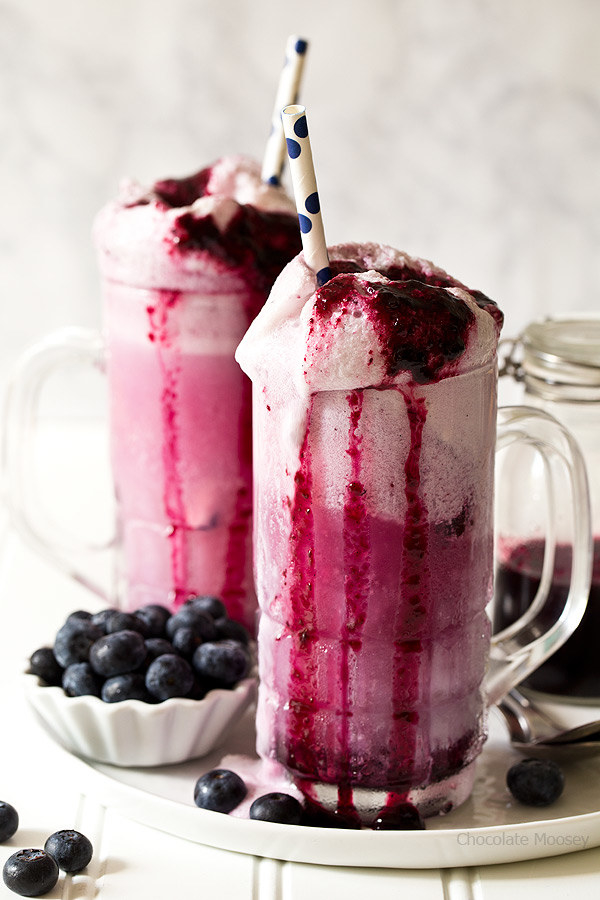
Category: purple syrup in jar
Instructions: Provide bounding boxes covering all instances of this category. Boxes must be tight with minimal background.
[494,538,600,697]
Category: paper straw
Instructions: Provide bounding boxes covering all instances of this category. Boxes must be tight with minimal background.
[281,104,331,287]
[261,36,309,186]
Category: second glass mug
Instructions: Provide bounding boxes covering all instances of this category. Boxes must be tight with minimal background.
[249,357,592,822]
[3,289,259,633]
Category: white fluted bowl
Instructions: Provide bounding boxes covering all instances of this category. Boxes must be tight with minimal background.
[24,673,257,767]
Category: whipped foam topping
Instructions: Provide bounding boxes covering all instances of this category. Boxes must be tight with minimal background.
[236,242,503,395]
[94,155,297,291]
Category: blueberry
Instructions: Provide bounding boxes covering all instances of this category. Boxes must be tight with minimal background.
[90,608,119,632]
[65,610,92,624]
[371,802,426,830]
[44,829,93,873]
[213,617,250,645]
[193,769,247,813]
[101,673,150,703]
[0,801,18,843]
[104,611,149,637]
[145,654,194,701]
[28,648,63,686]
[171,626,203,659]
[2,849,59,897]
[184,595,227,621]
[165,607,217,642]
[506,758,565,807]
[134,604,171,637]
[53,619,103,668]
[62,662,102,698]
[89,630,147,678]
[249,792,303,825]
[192,640,251,688]
[144,637,176,664]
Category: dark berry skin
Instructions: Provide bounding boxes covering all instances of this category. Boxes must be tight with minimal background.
[213,617,250,645]
[371,802,426,830]
[144,638,176,664]
[145,654,194,701]
[0,801,19,843]
[2,849,59,897]
[171,626,203,659]
[101,673,150,703]
[134,604,171,638]
[53,619,103,668]
[193,769,247,813]
[165,607,217,642]
[249,792,303,825]
[88,630,147,678]
[90,608,119,632]
[44,830,93,873]
[104,611,149,637]
[507,758,565,807]
[184,595,227,621]
[62,662,102,698]
[192,640,251,688]
[28,648,63,686]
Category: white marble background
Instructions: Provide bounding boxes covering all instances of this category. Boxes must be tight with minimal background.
[2,0,600,398]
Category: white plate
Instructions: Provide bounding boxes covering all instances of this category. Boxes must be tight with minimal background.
[29,701,600,869]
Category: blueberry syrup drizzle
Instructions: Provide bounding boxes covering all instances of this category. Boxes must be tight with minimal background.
[146,291,188,603]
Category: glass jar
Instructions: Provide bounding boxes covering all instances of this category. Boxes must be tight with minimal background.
[495,315,600,701]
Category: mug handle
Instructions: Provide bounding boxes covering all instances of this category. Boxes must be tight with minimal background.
[2,326,113,600]
[485,405,593,705]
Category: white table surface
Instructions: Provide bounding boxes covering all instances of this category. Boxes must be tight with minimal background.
[1,421,600,898]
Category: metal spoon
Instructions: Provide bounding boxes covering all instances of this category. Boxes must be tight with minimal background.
[496,687,600,749]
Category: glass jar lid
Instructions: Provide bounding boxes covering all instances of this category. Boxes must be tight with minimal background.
[516,315,600,401]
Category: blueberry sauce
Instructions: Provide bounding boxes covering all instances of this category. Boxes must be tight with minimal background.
[315,274,475,383]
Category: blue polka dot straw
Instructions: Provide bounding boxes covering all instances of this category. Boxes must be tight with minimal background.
[261,35,309,186]
[282,105,331,286]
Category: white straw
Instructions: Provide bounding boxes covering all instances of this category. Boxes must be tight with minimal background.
[261,36,309,186]
[281,104,331,286]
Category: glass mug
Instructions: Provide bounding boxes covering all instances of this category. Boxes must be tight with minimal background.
[244,353,592,822]
[3,290,258,632]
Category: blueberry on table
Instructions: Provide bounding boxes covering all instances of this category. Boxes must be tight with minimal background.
[88,630,147,678]
[28,648,63,687]
[192,640,251,688]
[194,769,247,813]
[62,662,102,698]
[249,792,304,825]
[506,758,565,806]
[0,801,19,843]
[101,673,150,703]
[53,620,103,668]
[2,849,59,897]
[145,653,194,701]
[44,829,93,873]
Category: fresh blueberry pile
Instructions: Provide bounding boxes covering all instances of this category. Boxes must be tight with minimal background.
[28,597,252,704]
[506,757,565,807]
[0,800,92,897]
